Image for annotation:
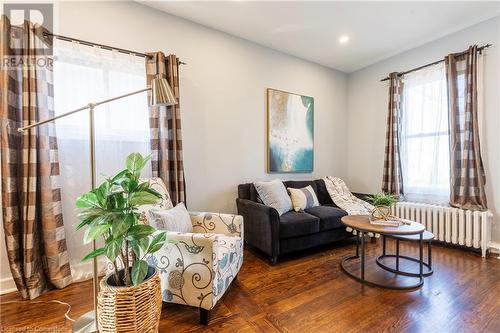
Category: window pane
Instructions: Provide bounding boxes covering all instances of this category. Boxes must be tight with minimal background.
[53,41,151,281]
[401,63,450,203]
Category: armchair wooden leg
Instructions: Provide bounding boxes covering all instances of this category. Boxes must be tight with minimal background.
[200,308,211,325]
[270,256,278,265]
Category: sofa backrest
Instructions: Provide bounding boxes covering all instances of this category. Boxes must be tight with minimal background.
[314,179,334,205]
[237,183,261,202]
[237,179,334,205]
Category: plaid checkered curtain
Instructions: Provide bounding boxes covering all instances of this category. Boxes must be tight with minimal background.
[145,52,186,205]
[382,73,404,196]
[445,46,487,210]
[0,17,72,299]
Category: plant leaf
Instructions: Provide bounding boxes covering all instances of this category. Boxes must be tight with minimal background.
[110,169,131,185]
[126,153,143,174]
[138,237,150,252]
[127,224,155,241]
[130,241,142,258]
[77,207,104,221]
[137,154,151,171]
[82,247,105,262]
[131,259,148,286]
[111,214,134,236]
[147,232,166,254]
[76,192,99,209]
[128,191,160,206]
[76,216,96,230]
[121,178,139,193]
[83,223,111,244]
[105,237,123,262]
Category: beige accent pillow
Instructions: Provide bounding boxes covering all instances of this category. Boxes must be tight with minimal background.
[288,186,320,212]
[148,203,193,233]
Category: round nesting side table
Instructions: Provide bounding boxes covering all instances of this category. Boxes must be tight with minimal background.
[340,215,426,290]
[376,231,434,277]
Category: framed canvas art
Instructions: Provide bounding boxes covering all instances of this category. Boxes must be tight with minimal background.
[267,88,314,173]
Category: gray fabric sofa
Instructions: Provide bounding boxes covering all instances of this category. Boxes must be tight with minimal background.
[236,179,365,264]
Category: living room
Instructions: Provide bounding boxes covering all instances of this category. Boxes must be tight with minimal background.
[1,1,499,332]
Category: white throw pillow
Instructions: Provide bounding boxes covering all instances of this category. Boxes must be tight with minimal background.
[148,202,193,233]
[253,179,292,215]
[288,186,320,212]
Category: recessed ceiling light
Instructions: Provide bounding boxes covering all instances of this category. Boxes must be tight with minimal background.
[339,35,349,44]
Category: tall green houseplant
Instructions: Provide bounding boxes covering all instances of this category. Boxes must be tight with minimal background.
[76,153,166,286]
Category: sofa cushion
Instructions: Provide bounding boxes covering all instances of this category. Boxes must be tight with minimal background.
[305,206,347,231]
[279,211,320,239]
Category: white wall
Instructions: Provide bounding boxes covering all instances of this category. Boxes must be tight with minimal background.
[57,1,348,213]
[346,17,500,243]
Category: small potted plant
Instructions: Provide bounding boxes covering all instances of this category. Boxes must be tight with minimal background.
[366,193,398,221]
[76,152,166,332]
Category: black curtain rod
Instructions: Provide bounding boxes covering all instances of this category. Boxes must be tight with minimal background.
[380,44,492,82]
[43,32,187,65]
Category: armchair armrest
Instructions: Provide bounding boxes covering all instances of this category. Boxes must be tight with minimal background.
[146,231,218,310]
[189,212,243,238]
[236,198,279,258]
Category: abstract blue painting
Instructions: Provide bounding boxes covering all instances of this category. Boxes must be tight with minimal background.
[267,88,314,173]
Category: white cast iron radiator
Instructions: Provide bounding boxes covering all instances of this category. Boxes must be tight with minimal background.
[392,202,492,257]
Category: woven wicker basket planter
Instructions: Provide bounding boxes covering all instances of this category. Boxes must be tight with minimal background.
[97,266,162,333]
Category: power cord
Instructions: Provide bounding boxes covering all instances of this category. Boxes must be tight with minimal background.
[2,300,75,322]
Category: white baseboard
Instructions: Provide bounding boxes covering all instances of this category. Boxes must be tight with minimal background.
[488,242,500,258]
[0,276,17,295]
[0,260,107,295]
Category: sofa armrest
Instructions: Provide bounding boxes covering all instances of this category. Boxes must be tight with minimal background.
[146,231,218,310]
[236,198,280,258]
[189,212,243,238]
[352,192,371,201]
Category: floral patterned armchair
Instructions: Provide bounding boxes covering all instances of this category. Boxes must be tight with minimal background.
[141,178,244,325]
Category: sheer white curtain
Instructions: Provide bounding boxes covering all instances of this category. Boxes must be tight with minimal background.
[53,41,151,281]
[400,63,450,204]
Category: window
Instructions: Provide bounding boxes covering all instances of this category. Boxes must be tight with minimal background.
[53,41,151,280]
[400,63,450,204]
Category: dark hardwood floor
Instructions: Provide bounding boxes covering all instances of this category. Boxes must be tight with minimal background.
[1,239,499,332]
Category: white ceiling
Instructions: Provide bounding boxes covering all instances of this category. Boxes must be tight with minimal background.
[140,1,500,73]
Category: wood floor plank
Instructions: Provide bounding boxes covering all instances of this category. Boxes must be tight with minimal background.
[1,239,499,333]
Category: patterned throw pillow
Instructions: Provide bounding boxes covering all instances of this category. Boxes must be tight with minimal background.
[148,203,193,233]
[288,186,320,212]
[253,179,292,216]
